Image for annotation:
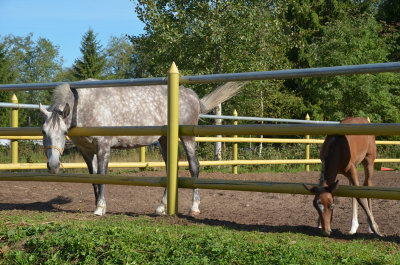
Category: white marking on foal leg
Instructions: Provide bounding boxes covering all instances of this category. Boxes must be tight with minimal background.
[94,199,106,216]
[155,188,167,215]
[189,188,200,216]
[349,198,359,234]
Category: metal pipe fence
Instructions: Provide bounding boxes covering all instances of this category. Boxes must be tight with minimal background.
[1,62,400,216]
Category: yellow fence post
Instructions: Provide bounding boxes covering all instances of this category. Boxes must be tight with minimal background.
[11,94,18,164]
[167,62,179,215]
[140,146,146,163]
[305,113,310,172]
[233,109,238,174]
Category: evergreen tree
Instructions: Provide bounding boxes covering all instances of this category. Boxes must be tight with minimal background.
[72,29,106,80]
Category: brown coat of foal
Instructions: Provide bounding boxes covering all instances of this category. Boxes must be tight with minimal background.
[304,117,382,236]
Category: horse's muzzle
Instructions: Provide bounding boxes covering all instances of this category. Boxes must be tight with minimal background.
[47,161,60,174]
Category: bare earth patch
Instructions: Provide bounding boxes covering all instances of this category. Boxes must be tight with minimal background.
[0,170,399,242]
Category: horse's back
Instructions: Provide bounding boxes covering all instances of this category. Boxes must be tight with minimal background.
[76,85,200,127]
[72,85,200,149]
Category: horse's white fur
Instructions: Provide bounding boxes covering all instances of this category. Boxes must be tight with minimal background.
[42,80,248,217]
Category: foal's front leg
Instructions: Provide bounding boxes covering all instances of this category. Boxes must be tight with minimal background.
[346,168,360,235]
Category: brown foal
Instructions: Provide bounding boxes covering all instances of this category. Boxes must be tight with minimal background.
[304,117,382,236]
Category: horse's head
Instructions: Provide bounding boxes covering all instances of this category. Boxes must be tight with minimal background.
[303,180,339,236]
[40,103,70,174]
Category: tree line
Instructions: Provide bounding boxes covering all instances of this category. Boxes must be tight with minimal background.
[0,0,399,128]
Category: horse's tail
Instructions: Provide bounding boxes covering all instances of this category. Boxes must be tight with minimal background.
[199,82,249,114]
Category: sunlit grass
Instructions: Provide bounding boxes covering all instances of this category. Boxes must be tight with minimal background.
[0,212,398,264]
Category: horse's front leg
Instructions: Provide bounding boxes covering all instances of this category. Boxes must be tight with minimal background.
[181,136,200,216]
[155,137,168,215]
[81,152,103,215]
[93,147,110,216]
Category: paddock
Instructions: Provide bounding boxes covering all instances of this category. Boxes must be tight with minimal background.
[0,62,400,229]
[0,170,399,239]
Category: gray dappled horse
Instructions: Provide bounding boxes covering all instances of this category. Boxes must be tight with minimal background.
[40,81,246,216]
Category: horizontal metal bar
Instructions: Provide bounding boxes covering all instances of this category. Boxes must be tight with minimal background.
[1,157,399,170]
[0,102,44,109]
[0,78,167,92]
[0,173,398,200]
[1,62,399,91]
[180,62,400,84]
[1,123,400,137]
[199,114,339,124]
[180,124,400,136]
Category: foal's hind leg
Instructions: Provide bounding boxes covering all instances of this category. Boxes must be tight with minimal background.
[181,136,201,216]
[362,157,375,234]
[155,137,168,215]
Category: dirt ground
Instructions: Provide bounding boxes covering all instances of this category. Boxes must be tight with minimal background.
[0,170,399,242]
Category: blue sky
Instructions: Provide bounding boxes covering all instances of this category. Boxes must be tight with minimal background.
[0,0,145,68]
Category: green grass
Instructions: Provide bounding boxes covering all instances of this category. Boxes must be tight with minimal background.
[0,212,399,264]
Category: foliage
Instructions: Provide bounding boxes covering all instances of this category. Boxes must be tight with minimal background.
[104,35,137,79]
[131,0,305,118]
[0,33,63,127]
[72,29,106,80]
[300,13,400,122]
[0,213,399,264]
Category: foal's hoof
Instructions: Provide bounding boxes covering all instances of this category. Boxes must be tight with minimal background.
[155,205,166,216]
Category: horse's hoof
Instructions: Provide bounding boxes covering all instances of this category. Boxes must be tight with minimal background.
[94,205,106,216]
[94,209,105,216]
[189,210,200,217]
[155,205,166,216]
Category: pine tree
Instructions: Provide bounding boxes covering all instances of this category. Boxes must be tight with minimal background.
[73,29,106,80]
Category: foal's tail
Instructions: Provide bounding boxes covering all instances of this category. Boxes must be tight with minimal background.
[199,82,249,114]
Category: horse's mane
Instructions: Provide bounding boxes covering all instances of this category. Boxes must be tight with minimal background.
[52,83,72,108]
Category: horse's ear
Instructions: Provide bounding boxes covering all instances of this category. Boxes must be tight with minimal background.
[39,103,51,119]
[327,180,339,194]
[303,183,317,194]
[63,103,70,119]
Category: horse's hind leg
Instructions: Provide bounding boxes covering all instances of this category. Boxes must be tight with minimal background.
[181,136,200,216]
[155,137,168,215]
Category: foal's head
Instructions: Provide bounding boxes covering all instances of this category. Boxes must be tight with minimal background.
[303,180,339,236]
[40,103,70,174]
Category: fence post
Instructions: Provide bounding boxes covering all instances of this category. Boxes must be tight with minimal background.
[305,113,310,172]
[11,94,18,164]
[232,109,238,174]
[140,146,146,163]
[167,62,179,215]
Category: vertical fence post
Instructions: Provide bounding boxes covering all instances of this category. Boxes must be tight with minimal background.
[167,62,179,215]
[305,113,310,172]
[140,146,146,163]
[232,109,238,174]
[11,94,18,164]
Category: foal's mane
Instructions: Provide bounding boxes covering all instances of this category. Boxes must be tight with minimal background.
[319,135,339,186]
